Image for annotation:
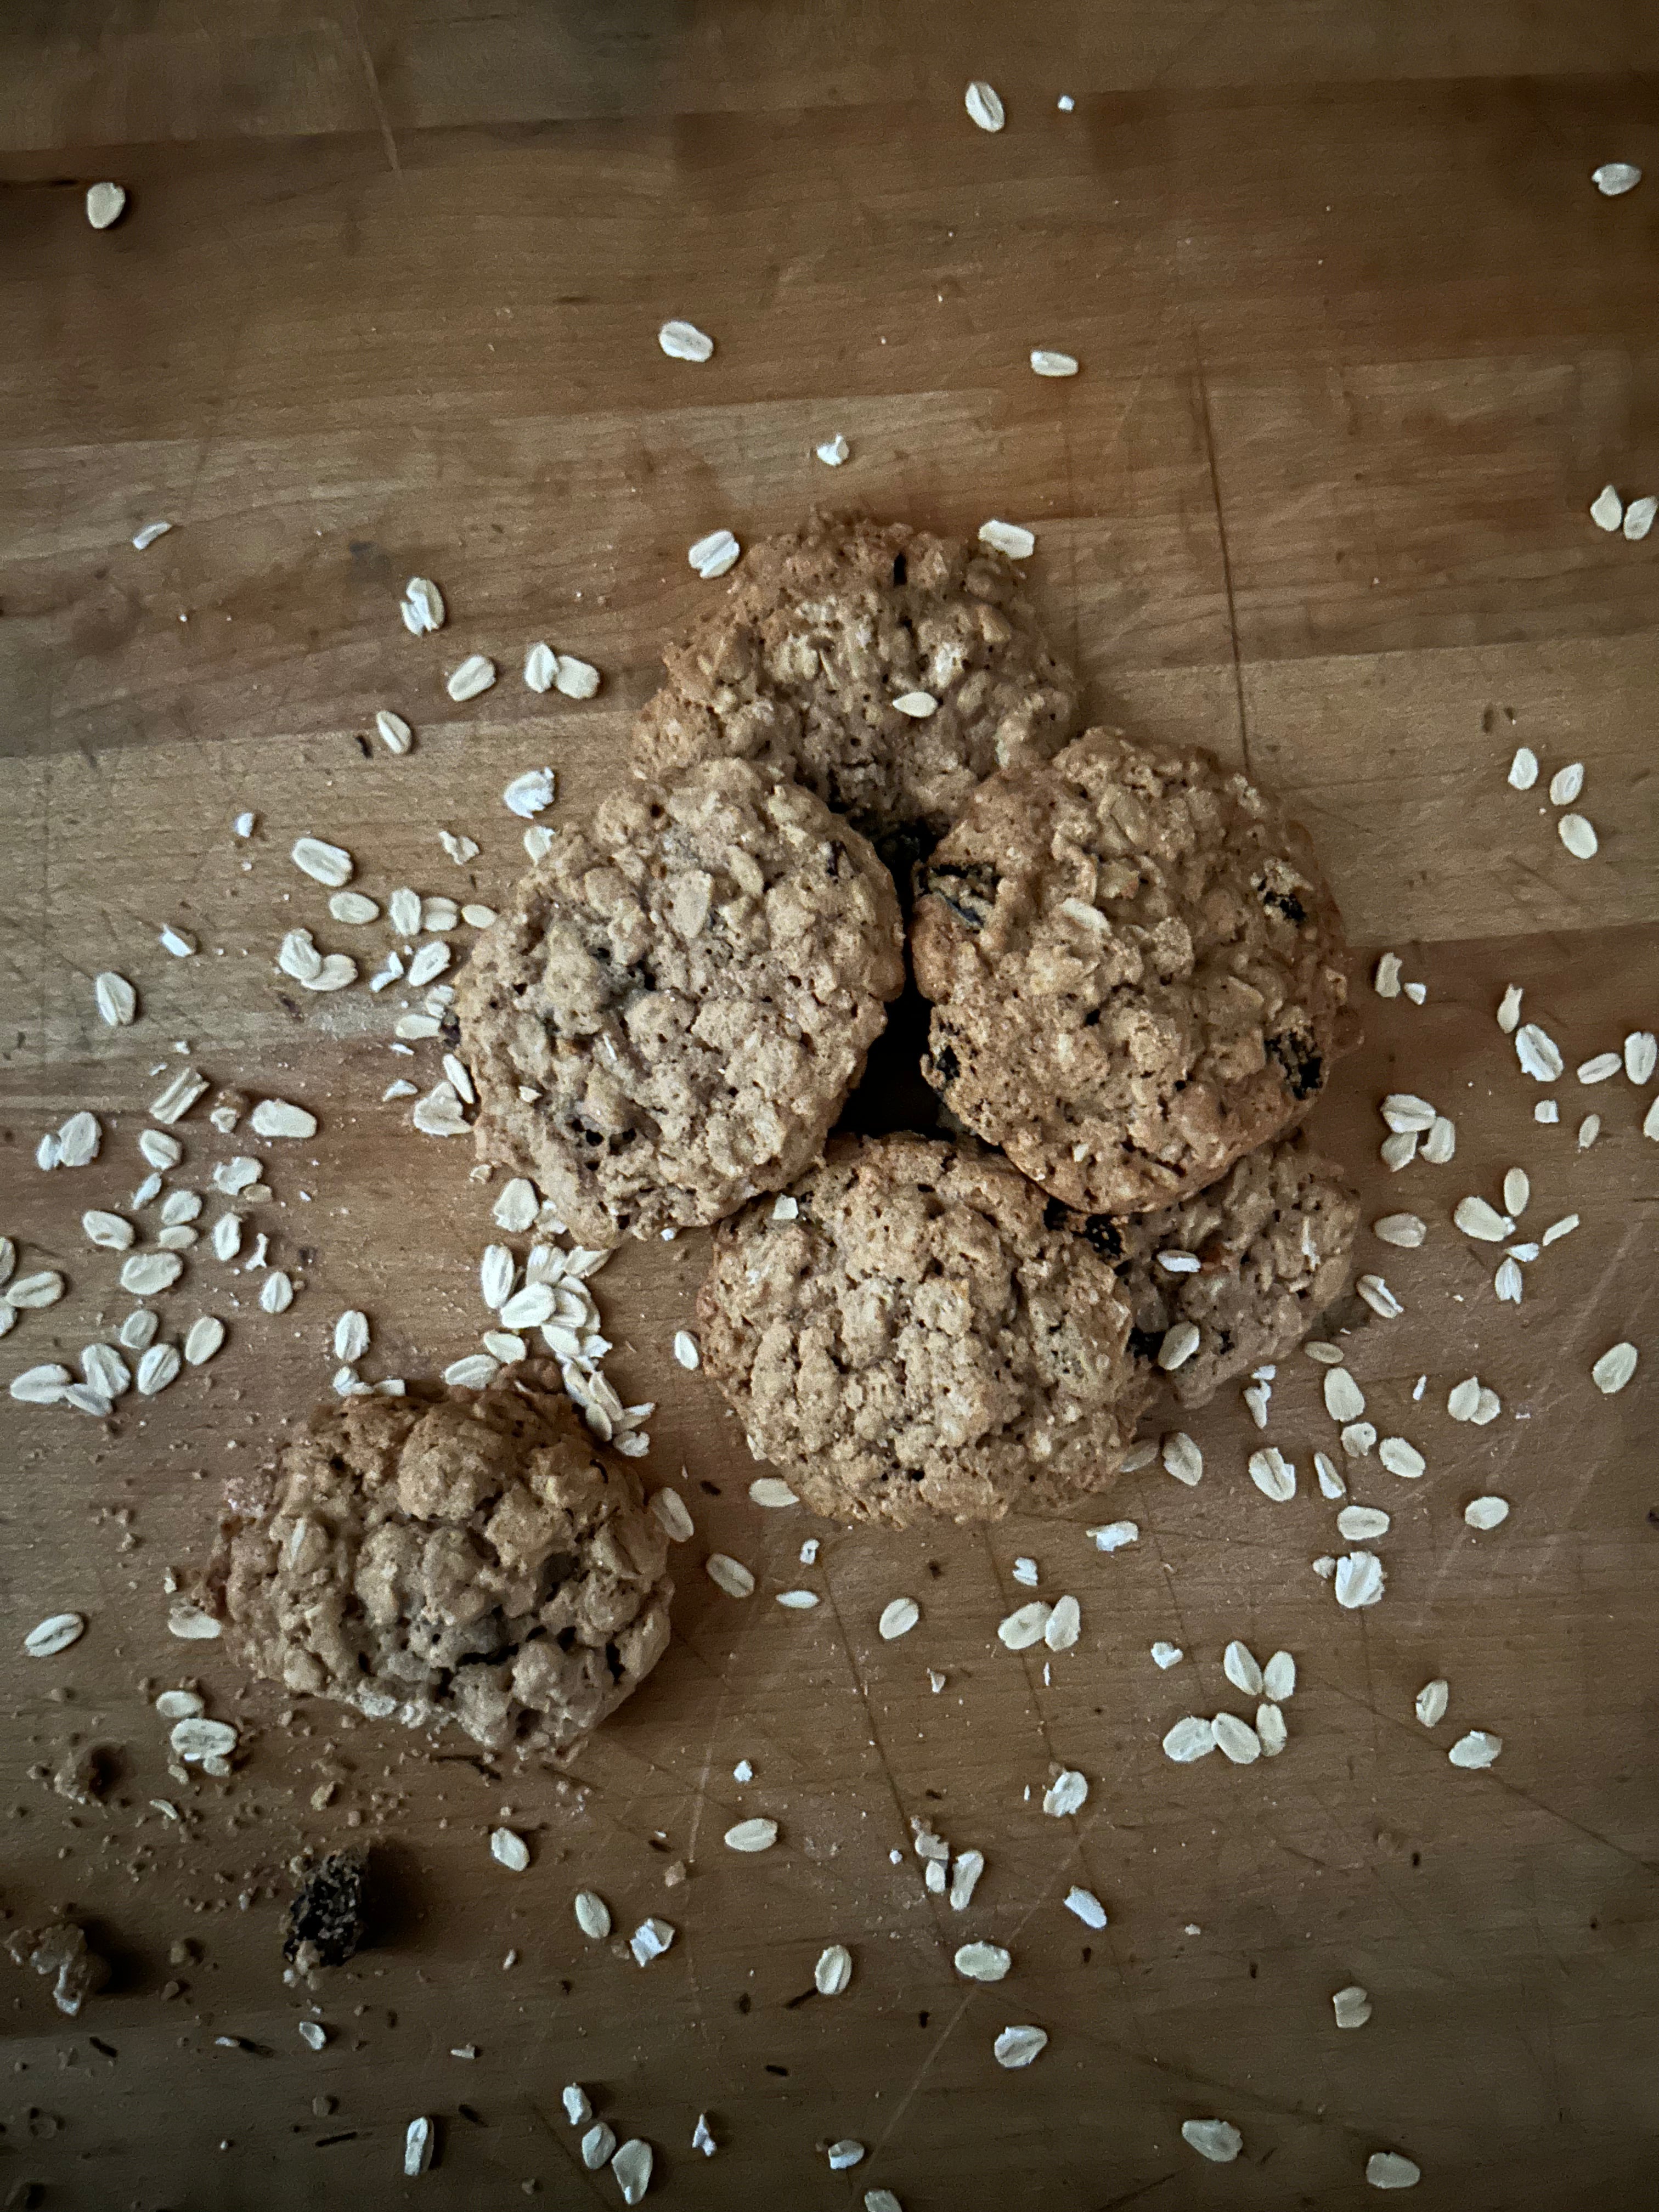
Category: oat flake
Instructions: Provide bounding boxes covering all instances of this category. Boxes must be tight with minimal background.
[1223,1641,1263,1697]
[992,2025,1047,2069]
[1042,1769,1088,1816]
[997,1600,1052,1649]
[689,529,740,579]
[1161,1431,1203,1486]
[879,1597,921,1640]
[978,520,1036,559]
[964,81,1005,131]
[954,1941,1011,1982]
[1248,1447,1295,1502]
[1415,1679,1449,1727]
[706,1553,754,1598]
[1366,2150,1422,2190]
[658,318,714,362]
[1163,1716,1216,1763]
[1334,1551,1385,1609]
[1333,1984,1373,2029]
[1182,2119,1242,2164]
[1592,1341,1638,1394]
[1558,812,1598,857]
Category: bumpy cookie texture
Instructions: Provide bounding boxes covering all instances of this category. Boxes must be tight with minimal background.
[456,759,905,1246]
[630,514,1081,840]
[213,1369,673,1758]
[696,1133,1148,1528]
[913,729,1355,1214]
[1049,1134,1360,1406]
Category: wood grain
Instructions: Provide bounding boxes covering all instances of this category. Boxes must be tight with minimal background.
[1,8,1655,2207]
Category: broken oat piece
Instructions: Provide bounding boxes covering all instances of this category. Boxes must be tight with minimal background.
[8,1919,110,2017]
[211,1364,673,1756]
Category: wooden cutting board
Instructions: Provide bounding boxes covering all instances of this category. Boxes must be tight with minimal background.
[1,7,1655,2206]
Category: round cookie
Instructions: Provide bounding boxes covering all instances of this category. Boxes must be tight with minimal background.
[456,758,905,1245]
[911,728,1355,1214]
[630,512,1081,843]
[209,1366,673,1758]
[696,1133,1148,1528]
[1047,1133,1359,1406]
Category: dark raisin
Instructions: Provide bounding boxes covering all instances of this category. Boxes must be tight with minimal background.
[932,1041,961,1085]
[891,552,907,585]
[1042,1196,1071,1231]
[1268,1029,1324,1101]
[919,860,999,932]
[826,840,847,880]
[283,1850,368,1970]
[1078,1213,1124,1262]
[1127,1327,1164,1363]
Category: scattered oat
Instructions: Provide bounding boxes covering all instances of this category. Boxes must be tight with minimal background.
[489,1827,530,1872]
[748,1477,798,1510]
[290,837,353,890]
[689,528,740,579]
[706,1554,755,1598]
[1315,1451,1346,1500]
[964,81,1006,131]
[815,433,850,466]
[1378,1437,1425,1480]
[650,1489,693,1542]
[992,2025,1047,2069]
[1248,1447,1296,1503]
[1366,2150,1422,2190]
[1323,1367,1367,1422]
[1624,1030,1657,1084]
[1558,812,1598,858]
[1151,1641,1183,1669]
[1333,1984,1372,2029]
[1163,1716,1217,1763]
[1338,1505,1390,1542]
[167,1602,221,1639]
[259,1271,295,1315]
[1454,1194,1511,1242]
[1160,1431,1203,1487]
[582,2123,616,2169]
[612,2140,653,2203]
[1507,746,1539,791]
[402,577,445,635]
[1223,1641,1263,1697]
[171,1716,237,1763]
[1356,1274,1403,1319]
[1590,483,1624,531]
[87,179,127,228]
[891,691,938,719]
[413,1081,469,1136]
[1592,1341,1638,1395]
[251,1098,317,1138]
[445,654,496,703]
[1212,1713,1261,1764]
[1372,952,1402,998]
[1029,349,1079,378]
[1422,1115,1456,1164]
[1515,1023,1564,1082]
[1042,1769,1088,1817]
[1182,2119,1243,2164]
[878,1597,921,1640]
[1592,161,1641,195]
[954,1942,1011,1982]
[948,1850,984,1911]
[503,768,556,819]
[403,2117,435,2178]
[1549,761,1586,807]
[658,318,714,362]
[25,1612,85,1658]
[183,1316,225,1365]
[814,1943,852,1996]
[119,1251,182,1297]
[827,2142,865,2172]
[997,1601,1052,1649]
[1448,1729,1500,1769]
[1044,1594,1081,1651]
[629,1917,675,1966]
[1334,1551,1385,1609]
[978,519,1036,560]
[573,1891,611,1940]
[1494,1256,1523,1302]
[1463,1496,1510,1531]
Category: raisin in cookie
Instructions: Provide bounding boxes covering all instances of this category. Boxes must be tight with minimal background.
[696,1133,1147,1528]
[912,729,1355,1214]
[630,513,1080,843]
[1047,1133,1359,1406]
[210,1367,673,1758]
[456,759,904,1245]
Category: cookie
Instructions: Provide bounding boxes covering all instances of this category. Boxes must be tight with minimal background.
[696,1133,1148,1528]
[456,758,905,1245]
[211,1367,673,1758]
[912,728,1355,1214]
[1048,1133,1359,1406]
[630,513,1080,843]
